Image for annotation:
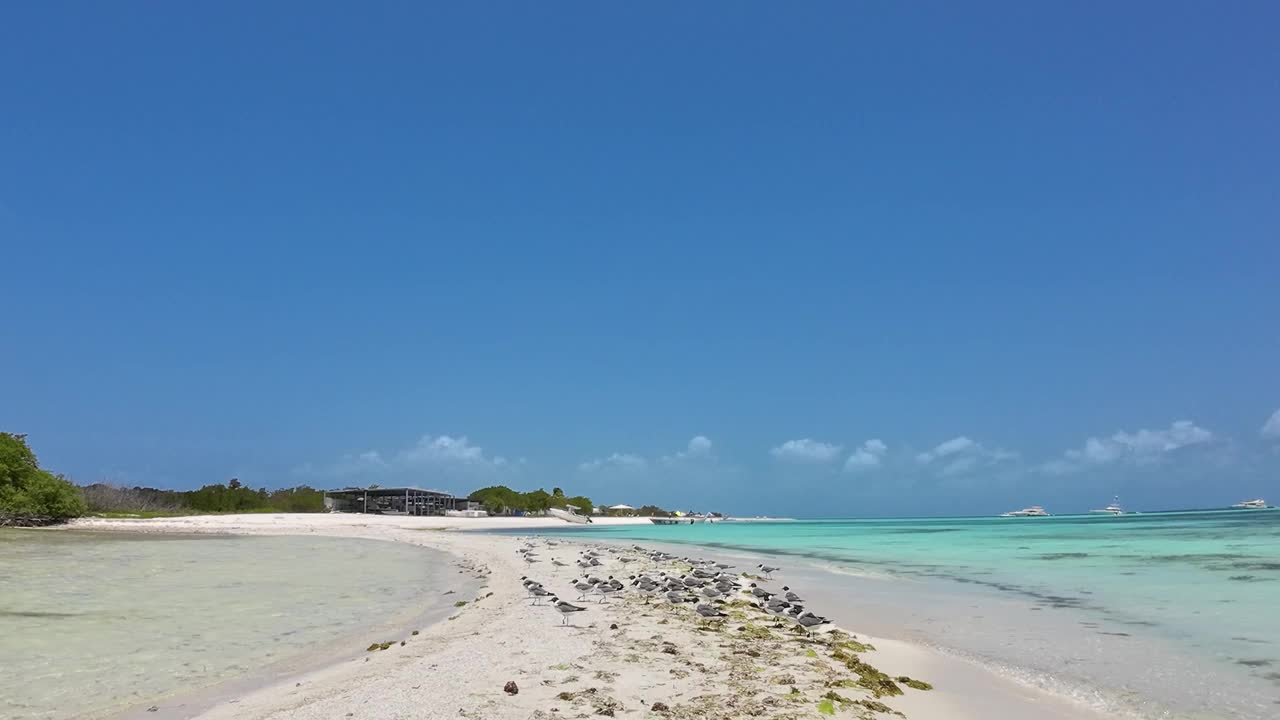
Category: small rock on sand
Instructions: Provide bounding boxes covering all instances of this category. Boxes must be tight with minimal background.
[503,681,519,695]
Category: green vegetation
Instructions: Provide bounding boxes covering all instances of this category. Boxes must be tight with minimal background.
[0,433,86,524]
[896,676,933,691]
[468,485,594,515]
[81,479,326,515]
[845,656,904,698]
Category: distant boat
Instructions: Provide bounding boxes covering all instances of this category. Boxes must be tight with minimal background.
[1091,497,1125,515]
[1231,499,1270,509]
[1001,505,1050,517]
[548,507,591,524]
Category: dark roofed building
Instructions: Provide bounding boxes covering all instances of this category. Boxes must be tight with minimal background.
[322,487,477,516]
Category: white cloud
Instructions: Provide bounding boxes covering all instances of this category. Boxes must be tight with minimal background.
[916,436,1016,476]
[578,453,647,473]
[399,435,490,464]
[296,434,514,484]
[770,438,842,463]
[1045,420,1214,474]
[662,435,714,464]
[586,436,717,475]
[844,439,888,472]
[1262,409,1280,439]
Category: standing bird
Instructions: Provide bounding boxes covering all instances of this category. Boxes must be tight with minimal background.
[696,603,728,618]
[795,611,831,635]
[757,564,781,579]
[549,597,588,625]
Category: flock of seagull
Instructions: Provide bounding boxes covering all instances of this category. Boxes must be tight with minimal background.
[516,542,831,634]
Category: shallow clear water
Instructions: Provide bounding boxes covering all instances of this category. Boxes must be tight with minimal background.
[0,531,456,720]
[514,510,1280,719]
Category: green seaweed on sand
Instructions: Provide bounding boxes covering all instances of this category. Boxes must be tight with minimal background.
[737,623,775,640]
[805,648,819,658]
[827,630,875,653]
[845,657,904,698]
[366,641,394,651]
[857,699,905,717]
[453,600,468,607]
[896,676,932,691]
[817,698,836,715]
[821,690,905,717]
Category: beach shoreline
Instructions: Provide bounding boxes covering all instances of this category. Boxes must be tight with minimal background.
[59,513,1109,720]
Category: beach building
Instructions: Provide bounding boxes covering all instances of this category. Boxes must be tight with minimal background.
[322,486,476,516]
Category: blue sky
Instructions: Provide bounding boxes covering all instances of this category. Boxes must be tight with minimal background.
[3,3,1278,517]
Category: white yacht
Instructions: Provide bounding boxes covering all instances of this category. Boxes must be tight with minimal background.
[1001,505,1050,517]
[1231,499,1269,509]
[1091,497,1124,515]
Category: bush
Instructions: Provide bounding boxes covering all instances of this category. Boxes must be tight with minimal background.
[0,433,86,522]
[81,483,186,513]
[468,485,594,515]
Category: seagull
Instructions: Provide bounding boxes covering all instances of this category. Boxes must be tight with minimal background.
[757,564,781,579]
[696,603,728,618]
[550,597,587,625]
[782,586,803,603]
[528,586,553,604]
[573,579,595,600]
[552,559,569,569]
[749,585,774,600]
[700,586,722,600]
[795,611,831,635]
[597,579,620,603]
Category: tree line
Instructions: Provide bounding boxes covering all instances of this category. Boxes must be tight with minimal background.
[2,432,669,524]
[467,485,594,515]
[80,479,328,514]
[1,432,86,525]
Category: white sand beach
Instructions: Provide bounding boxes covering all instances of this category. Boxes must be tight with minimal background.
[68,513,1107,720]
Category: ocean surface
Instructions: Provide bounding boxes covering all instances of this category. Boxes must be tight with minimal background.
[512,509,1280,720]
[0,530,461,720]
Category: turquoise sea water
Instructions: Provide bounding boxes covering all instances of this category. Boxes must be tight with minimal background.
[513,509,1280,719]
